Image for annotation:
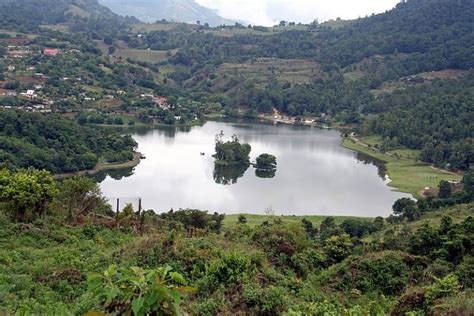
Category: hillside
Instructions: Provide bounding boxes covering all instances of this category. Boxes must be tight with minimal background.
[0,185,472,314]
[99,0,236,26]
[1,0,474,314]
[0,0,131,27]
[0,0,472,173]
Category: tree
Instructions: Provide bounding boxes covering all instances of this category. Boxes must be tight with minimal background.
[392,198,420,221]
[374,216,385,230]
[319,217,341,241]
[302,218,317,239]
[214,134,251,165]
[238,214,247,224]
[210,212,225,233]
[438,180,452,199]
[60,177,107,224]
[462,167,474,198]
[255,154,277,170]
[0,169,58,222]
[323,234,352,264]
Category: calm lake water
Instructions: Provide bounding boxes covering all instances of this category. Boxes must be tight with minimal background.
[98,121,411,217]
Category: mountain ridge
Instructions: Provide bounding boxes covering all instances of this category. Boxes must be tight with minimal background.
[98,0,237,26]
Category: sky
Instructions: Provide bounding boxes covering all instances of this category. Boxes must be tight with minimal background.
[195,0,401,26]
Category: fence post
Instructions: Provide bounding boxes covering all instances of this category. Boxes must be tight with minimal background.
[138,198,143,233]
[116,198,119,225]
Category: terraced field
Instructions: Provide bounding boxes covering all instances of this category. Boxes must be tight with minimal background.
[215,58,321,86]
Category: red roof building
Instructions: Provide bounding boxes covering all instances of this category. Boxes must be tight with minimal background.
[43,48,59,56]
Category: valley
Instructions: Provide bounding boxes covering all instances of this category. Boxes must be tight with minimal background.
[0,0,473,314]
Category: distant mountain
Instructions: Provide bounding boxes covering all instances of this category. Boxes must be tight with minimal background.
[0,0,135,29]
[98,0,237,26]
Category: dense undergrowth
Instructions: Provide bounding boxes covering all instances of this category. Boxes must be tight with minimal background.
[0,202,472,315]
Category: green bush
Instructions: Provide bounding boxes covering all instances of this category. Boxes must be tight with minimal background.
[425,274,460,307]
[87,265,192,315]
[206,253,252,285]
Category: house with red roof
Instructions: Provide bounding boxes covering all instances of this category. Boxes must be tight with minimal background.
[43,48,59,56]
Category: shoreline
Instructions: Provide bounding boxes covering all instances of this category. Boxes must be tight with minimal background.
[54,152,142,179]
[341,136,461,198]
[86,119,205,130]
[64,117,461,199]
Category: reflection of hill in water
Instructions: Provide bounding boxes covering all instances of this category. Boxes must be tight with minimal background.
[93,166,136,183]
[355,152,387,180]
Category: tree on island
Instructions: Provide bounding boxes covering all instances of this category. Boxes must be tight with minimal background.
[255,154,277,178]
[255,154,277,170]
[213,132,251,166]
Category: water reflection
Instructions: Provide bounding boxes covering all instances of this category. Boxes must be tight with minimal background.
[98,121,412,216]
[92,167,136,182]
[213,163,250,185]
[355,152,387,180]
[255,168,276,179]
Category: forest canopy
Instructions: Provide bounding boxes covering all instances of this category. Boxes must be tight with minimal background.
[0,111,137,173]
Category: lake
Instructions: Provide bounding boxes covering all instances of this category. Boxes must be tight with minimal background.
[99,121,411,217]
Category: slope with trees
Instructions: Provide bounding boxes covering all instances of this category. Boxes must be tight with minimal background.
[0,110,137,173]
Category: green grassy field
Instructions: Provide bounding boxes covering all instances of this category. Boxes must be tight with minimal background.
[131,23,185,33]
[114,49,178,63]
[321,18,356,29]
[343,137,462,197]
[223,213,373,228]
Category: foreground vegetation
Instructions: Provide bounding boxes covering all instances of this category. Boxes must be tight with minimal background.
[0,168,473,315]
[0,0,473,313]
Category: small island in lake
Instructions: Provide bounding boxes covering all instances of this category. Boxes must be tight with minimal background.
[212,133,278,182]
[212,132,252,185]
[254,154,277,178]
[255,154,277,169]
[213,132,251,166]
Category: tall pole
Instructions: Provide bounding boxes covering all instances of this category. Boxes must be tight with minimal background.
[116,198,119,224]
[138,198,142,221]
[138,198,143,233]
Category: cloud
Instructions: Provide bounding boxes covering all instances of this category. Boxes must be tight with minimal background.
[195,0,400,26]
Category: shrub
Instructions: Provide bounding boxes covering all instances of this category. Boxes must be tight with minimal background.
[318,252,422,296]
[238,214,247,224]
[87,265,191,315]
[424,274,460,307]
[456,255,474,288]
[206,253,251,285]
[193,297,221,315]
[323,234,352,264]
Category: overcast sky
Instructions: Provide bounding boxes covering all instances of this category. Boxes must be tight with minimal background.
[195,0,401,26]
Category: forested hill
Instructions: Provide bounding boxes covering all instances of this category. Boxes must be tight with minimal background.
[99,0,237,26]
[0,0,136,33]
[319,0,474,69]
[0,111,137,173]
[0,0,472,170]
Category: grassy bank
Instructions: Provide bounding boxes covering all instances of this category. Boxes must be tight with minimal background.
[223,213,372,228]
[366,202,474,243]
[342,137,461,198]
